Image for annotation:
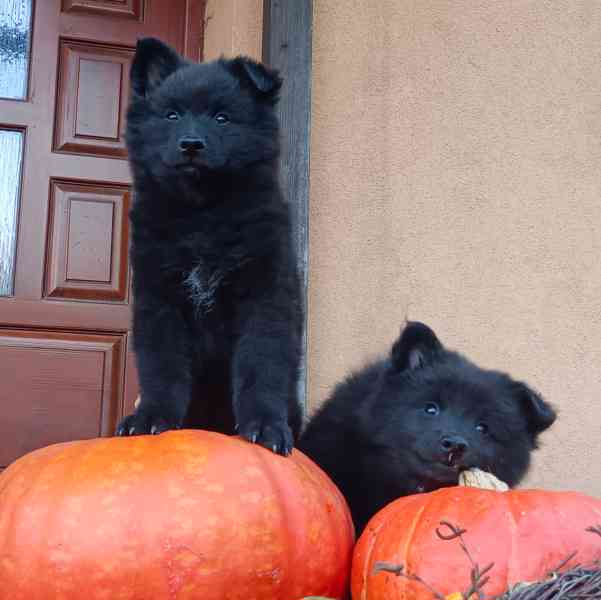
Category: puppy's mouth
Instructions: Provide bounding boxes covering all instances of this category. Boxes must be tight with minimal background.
[414,455,461,484]
[446,450,463,469]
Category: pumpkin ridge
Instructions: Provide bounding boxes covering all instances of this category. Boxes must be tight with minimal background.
[400,498,428,600]
[358,512,387,600]
[36,439,86,594]
[252,442,296,595]
[556,490,601,565]
[0,446,52,592]
[582,493,601,525]
[504,488,520,590]
[305,455,355,596]
[0,450,35,546]
[581,494,601,563]
[48,440,95,584]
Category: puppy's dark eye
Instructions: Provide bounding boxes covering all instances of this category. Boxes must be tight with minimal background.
[424,402,439,416]
[215,113,229,124]
[165,111,180,121]
[475,422,489,435]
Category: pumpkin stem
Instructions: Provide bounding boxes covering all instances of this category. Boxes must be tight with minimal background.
[458,468,509,491]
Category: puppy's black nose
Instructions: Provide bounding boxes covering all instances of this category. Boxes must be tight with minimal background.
[440,435,468,454]
[179,137,205,154]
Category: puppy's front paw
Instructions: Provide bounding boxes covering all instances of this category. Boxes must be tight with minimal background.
[115,412,175,436]
[238,416,294,456]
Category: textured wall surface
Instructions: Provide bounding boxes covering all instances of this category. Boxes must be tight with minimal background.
[203,0,263,60]
[308,1,601,495]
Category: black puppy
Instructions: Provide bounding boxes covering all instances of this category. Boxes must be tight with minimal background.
[116,38,302,455]
[299,321,556,532]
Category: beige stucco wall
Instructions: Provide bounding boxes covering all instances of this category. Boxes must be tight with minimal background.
[308,1,601,496]
[203,0,263,61]
[202,1,601,496]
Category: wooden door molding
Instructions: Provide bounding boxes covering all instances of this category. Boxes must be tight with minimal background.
[0,328,125,468]
[53,39,135,159]
[61,0,145,21]
[44,179,131,303]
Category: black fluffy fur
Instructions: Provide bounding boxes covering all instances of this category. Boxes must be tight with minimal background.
[299,321,557,533]
[116,38,303,455]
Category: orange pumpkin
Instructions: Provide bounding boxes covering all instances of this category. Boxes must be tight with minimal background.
[0,430,354,600]
[352,486,601,599]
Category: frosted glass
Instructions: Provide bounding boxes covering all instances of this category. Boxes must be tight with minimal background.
[0,0,33,100]
[0,129,23,296]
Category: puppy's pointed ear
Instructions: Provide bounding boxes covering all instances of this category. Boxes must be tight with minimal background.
[512,381,557,439]
[130,38,184,97]
[225,56,282,103]
[391,321,443,372]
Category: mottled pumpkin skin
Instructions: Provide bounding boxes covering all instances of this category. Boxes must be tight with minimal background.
[0,430,354,600]
[352,486,601,600]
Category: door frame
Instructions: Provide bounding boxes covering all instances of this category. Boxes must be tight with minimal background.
[262,0,313,409]
[185,0,207,61]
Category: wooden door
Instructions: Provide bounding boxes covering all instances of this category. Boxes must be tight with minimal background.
[0,0,203,469]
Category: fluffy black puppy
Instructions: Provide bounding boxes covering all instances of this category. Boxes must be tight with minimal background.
[299,321,556,533]
[116,38,302,455]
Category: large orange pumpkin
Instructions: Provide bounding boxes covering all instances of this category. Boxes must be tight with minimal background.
[0,430,354,600]
[352,486,601,599]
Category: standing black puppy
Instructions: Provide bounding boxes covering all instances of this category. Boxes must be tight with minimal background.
[116,38,302,455]
[299,321,556,532]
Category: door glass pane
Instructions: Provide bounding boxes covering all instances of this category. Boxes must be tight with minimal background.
[0,0,33,100]
[0,129,24,296]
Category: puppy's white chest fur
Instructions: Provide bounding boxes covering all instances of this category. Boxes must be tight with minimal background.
[183,263,225,314]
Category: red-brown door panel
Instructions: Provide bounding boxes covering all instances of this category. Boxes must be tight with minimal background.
[0,329,125,467]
